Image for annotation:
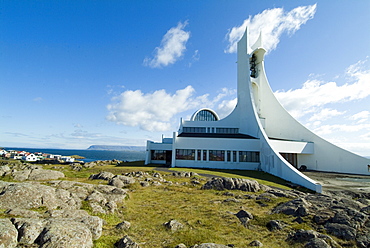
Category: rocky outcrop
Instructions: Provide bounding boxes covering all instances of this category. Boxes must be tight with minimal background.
[287,229,339,248]
[0,219,18,248]
[272,191,370,247]
[0,163,64,181]
[202,177,270,192]
[0,177,128,248]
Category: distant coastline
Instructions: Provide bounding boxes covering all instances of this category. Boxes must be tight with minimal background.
[2,147,145,162]
[87,145,146,151]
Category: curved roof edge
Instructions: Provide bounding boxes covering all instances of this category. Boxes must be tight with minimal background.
[190,108,220,121]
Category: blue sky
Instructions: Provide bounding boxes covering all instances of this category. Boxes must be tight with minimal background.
[1,1,370,156]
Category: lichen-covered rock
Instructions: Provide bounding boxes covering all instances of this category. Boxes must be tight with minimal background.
[116,221,131,230]
[12,218,46,245]
[249,240,263,247]
[235,210,253,227]
[28,169,65,181]
[89,171,115,181]
[36,219,93,248]
[266,220,285,231]
[324,223,357,240]
[0,218,18,248]
[115,235,141,248]
[202,177,269,192]
[163,219,184,231]
[0,181,80,210]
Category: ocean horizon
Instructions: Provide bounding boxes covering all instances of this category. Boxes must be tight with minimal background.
[3,147,146,162]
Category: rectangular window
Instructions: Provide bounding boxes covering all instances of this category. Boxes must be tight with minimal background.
[183,127,206,133]
[233,151,237,162]
[203,150,207,161]
[209,150,225,161]
[197,150,201,161]
[226,150,231,162]
[216,128,239,134]
[176,149,195,160]
[151,150,166,160]
[239,151,260,162]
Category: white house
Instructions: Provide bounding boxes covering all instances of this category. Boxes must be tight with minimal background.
[22,153,38,162]
[145,28,370,193]
[60,156,75,163]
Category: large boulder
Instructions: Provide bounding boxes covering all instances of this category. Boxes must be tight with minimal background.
[202,177,269,192]
[0,181,80,210]
[0,218,18,248]
[35,219,93,248]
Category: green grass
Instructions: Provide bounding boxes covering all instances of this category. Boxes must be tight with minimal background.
[0,161,343,247]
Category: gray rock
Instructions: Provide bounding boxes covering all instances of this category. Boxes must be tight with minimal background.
[28,169,65,181]
[172,171,199,177]
[175,244,187,248]
[0,182,80,210]
[202,177,268,192]
[164,219,184,231]
[235,210,253,227]
[12,218,46,245]
[288,229,321,242]
[304,238,330,248]
[0,165,10,176]
[140,181,150,187]
[0,218,18,248]
[36,219,93,248]
[249,240,263,246]
[115,235,140,248]
[116,221,131,230]
[190,244,230,248]
[266,220,284,231]
[89,171,115,180]
[5,208,41,218]
[115,175,136,185]
[12,169,31,181]
[312,211,334,225]
[272,197,310,217]
[78,216,103,240]
[325,223,356,240]
[46,209,90,218]
[109,177,125,188]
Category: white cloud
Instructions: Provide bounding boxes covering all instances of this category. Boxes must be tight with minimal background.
[350,110,370,124]
[275,58,370,119]
[225,4,316,53]
[308,108,345,122]
[106,86,236,132]
[107,86,196,131]
[144,21,190,68]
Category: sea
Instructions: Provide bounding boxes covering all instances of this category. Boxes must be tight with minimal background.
[4,147,146,163]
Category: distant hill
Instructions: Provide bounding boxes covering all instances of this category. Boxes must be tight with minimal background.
[87,145,146,151]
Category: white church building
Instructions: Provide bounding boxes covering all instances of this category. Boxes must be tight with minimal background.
[145,28,370,193]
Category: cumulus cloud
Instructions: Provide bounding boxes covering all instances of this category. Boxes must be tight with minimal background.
[144,21,190,68]
[106,86,236,132]
[275,58,370,119]
[225,4,316,53]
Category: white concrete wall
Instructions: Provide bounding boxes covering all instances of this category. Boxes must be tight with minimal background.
[256,46,370,175]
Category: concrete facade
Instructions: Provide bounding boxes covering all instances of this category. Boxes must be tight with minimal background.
[145,28,370,193]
